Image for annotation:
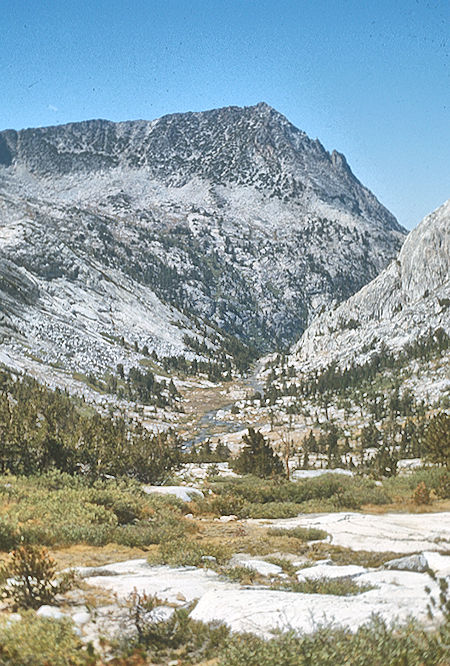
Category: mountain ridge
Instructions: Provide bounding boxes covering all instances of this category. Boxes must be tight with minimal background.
[0,103,401,233]
[0,103,405,389]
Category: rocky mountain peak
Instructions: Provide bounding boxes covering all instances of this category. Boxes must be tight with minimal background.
[0,103,406,381]
[289,198,450,373]
[0,105,402,233]
[399,199,450,301]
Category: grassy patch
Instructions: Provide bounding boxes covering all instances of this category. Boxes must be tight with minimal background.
[267,526,328,541]
[190,521,313,558]
[273,576,374,596]
[147,537,232,567]
[219,565,265,585]
[308,543,401,568]
[217,560,372,596]
[264,556,298,575]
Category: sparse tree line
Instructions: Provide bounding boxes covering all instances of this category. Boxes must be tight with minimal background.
[265,328,449,402]
[0,370,182,483]
[184,439,232,463]
[295,412,449,477]
[87,363,181,409]
[255,327,449,478]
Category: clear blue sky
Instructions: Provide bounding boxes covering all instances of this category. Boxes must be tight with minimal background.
[1,0,449,229]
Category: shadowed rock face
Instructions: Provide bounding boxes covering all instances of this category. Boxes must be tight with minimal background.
[290,198,450,371]
[0,103,405,376]
[0,133,15,167]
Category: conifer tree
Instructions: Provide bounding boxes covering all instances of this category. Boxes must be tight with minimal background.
[424,413,450,467]
[233,428,283,478]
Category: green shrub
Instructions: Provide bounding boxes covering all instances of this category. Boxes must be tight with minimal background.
[219,617,450,665]
[0,612,94,665]
[209,494,250,518]
[0,474,189,549]
[0,546,76,610]
[118,590,230,663]
[209,474,391,512]
[436,471,450,499]
[87,489,145,524]
[0,519,20,552]
[112,513,187,548]
[384,467,449,499]
[246,502,301,519]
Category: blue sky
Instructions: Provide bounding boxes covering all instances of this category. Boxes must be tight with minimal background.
[1,0,449,229]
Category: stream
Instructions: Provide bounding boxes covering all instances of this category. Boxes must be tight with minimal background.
[186,359,266,446]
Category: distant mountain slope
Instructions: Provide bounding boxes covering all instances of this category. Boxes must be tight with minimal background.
[289,198,450,373]
[0,103,404,379]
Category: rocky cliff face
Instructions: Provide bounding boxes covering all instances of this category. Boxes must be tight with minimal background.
[0,103,404,378]
[289,199,450,372]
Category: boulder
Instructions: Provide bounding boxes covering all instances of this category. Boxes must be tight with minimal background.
[385,553,428,573]
[72,610,91,626]
[142,485,204,502]
[36,605,64,620]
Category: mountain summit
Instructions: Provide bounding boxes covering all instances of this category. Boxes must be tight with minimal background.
[0,103,400,233]
[0,103,405,380]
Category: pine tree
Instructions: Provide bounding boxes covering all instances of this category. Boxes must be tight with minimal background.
[232,428,283,478]
[424,413,450,467]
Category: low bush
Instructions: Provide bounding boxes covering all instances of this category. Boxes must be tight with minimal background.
[0,612,94,665]
[0,474,190,549]
[220,617,450,665]
[245,502,301,519]
[412,481,431,505]
[383,467,449,499]
[208,494,250,518]
[437,471,450,499]
[0,519,20,552]
[206,474,392,514]
[117,590,230,663]
[0,546,76,610]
